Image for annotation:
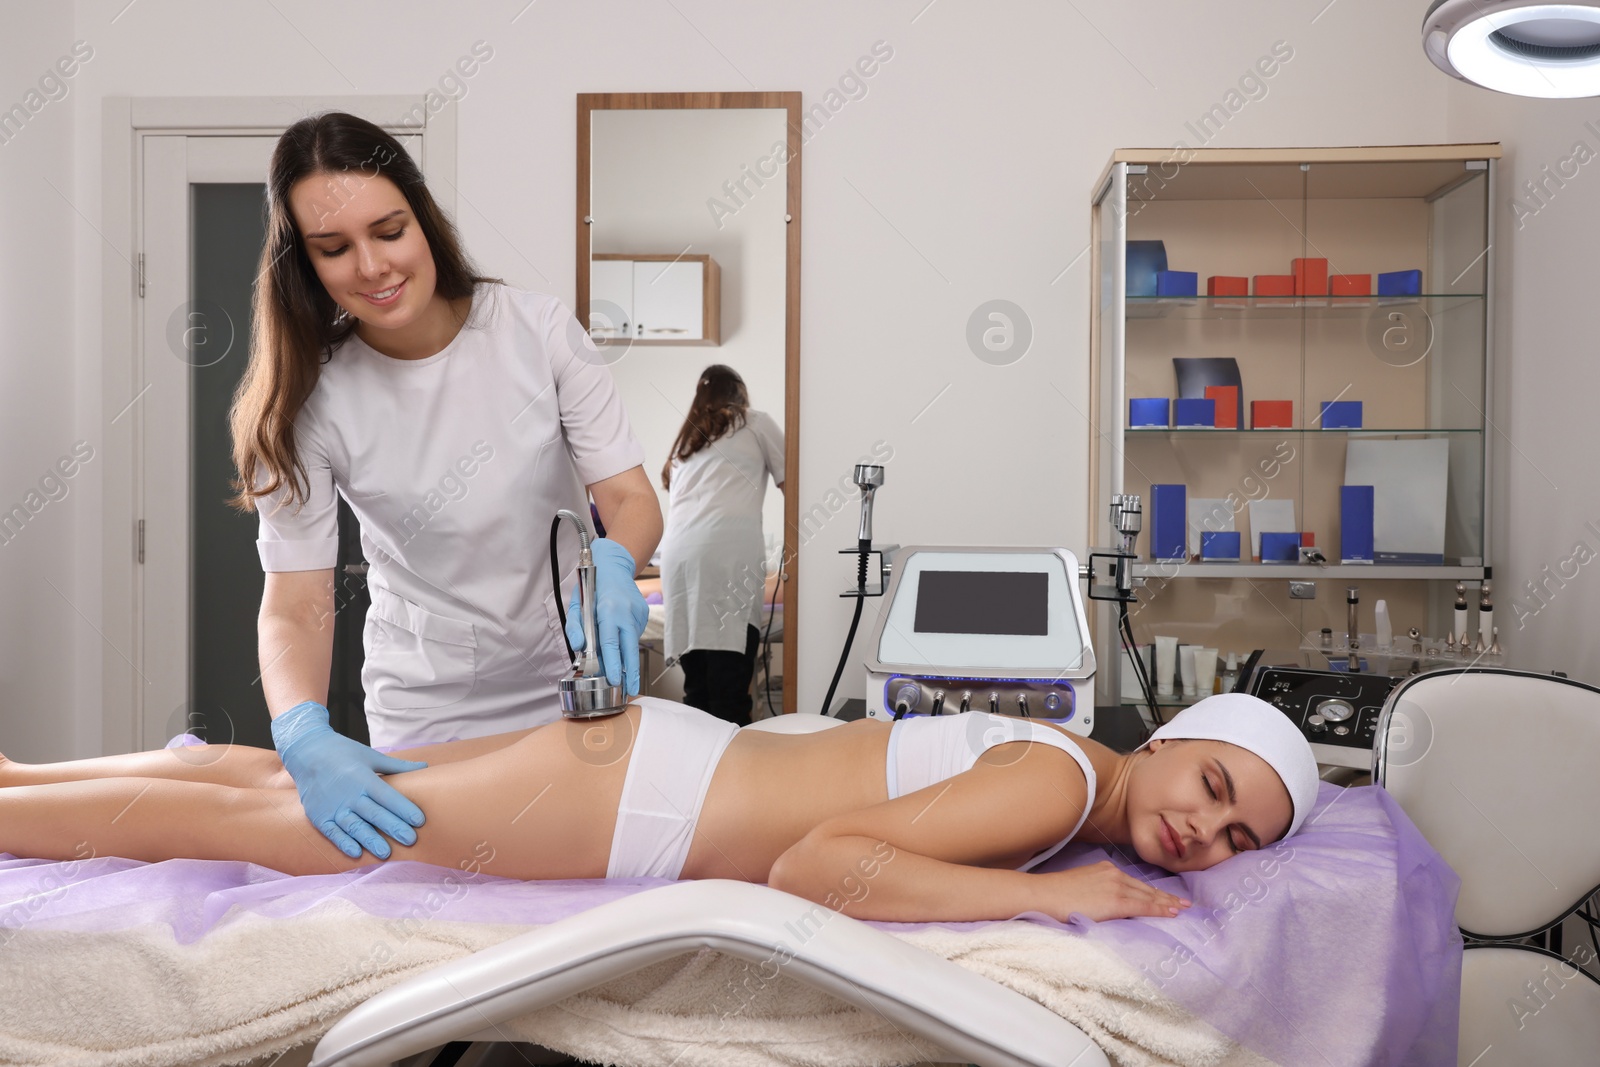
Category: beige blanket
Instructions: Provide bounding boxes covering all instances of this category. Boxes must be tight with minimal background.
[0,898,1273,1067]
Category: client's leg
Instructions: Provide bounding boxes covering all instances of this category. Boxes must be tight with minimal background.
[0,744,289,791]
[0,727,543,791]
[0,777,362,875]
[0,712,635,880]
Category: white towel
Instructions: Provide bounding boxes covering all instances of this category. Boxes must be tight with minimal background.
[0,898,1275,1067]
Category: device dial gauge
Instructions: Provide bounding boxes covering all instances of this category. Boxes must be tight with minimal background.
[1316,698,1355,723]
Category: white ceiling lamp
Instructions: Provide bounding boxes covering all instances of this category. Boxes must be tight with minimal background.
[1424,0,1600,97]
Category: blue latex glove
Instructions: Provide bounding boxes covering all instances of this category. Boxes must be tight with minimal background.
[272,701,428,861]
[565,537,649,696]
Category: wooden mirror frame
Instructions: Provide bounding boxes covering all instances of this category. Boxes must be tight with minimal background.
[577,91,803,715]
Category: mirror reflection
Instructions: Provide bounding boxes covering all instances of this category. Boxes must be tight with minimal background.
[586,104,791,721]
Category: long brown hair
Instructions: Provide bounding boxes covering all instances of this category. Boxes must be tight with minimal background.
[227,111,500,514]
[661,365,750,489]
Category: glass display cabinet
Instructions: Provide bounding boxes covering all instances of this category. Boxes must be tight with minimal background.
[1088,144,1500,710]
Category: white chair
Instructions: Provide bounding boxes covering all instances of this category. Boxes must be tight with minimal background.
[1374,668,1600,1065]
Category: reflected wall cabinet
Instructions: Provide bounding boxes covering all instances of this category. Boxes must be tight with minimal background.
[589,253,721,344]
[1088,144,1500,709]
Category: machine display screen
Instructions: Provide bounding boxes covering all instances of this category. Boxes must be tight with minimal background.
[913,570,1049,636]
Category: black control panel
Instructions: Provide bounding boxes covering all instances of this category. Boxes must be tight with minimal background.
[1247,665,1403,752]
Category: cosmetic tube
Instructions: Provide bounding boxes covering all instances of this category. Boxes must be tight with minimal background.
[1154,635,1179,696]
[1374,599,1393,651]
[1195,648,1218,695]
[1179,644,1198,697]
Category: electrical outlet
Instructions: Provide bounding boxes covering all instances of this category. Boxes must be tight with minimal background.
[1289,581,1317,600]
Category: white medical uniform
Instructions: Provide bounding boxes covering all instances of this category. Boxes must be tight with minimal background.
[255,282,645,748]
[660,410,784,661]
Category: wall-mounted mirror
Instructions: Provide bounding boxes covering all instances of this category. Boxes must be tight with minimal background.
[578,92,801,717]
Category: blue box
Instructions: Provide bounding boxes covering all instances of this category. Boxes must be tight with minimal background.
[1149,484,1187,560]
[1377,269,1422,296]
[1155,270,1198,297]
[1341,484,1375,564]
[1200,530,1241,560]
[1319,400,1363,429]
[1260,531,1302,562]
[1126,240,1168,297]
[1129,397,1170,427]
[1174,397,1215,427]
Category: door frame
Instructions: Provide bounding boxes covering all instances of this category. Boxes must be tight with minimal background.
[99,96,456,754]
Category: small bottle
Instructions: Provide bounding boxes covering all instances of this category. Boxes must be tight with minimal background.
[1478,580,1494,651]
[1219,652,1239,694]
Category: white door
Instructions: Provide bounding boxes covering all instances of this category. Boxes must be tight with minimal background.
[633,260,704,340]
[137,133,421,750]
[139,135,277,751]
[589,258,634,340]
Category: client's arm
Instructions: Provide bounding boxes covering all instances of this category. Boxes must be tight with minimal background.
[767,744,1188,924]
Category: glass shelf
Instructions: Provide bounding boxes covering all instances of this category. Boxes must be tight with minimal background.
[1130,561,1487,580]
[1126,292,1483,320]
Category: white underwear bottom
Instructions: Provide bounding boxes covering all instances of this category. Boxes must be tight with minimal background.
[606,697,742,879]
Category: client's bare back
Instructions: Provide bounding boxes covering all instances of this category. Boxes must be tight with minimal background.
[307,706,893,883]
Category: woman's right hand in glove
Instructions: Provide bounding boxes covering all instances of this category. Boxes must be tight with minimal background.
[271,700,429,861]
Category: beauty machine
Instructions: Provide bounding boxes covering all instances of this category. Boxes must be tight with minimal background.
[862,546,1097,735]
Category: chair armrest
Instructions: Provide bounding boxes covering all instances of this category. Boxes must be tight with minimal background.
[310,879,1106,1067]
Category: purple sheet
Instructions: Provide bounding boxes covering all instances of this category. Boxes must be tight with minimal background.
[0,780,1458,1066]
[1017,782,1464,1067]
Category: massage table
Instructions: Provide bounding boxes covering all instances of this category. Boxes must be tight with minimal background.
[310,878,1108,1067]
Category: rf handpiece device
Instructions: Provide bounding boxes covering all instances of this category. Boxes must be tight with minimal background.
[551,508,627,720]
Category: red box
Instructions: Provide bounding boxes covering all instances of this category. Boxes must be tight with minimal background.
[1251,400,1293,429]
[1205,385,1239,429]
[1330,273,1372,296]
[1301,532,1316,548]
[1253,274,1295,304]
[1209,275,1248,307]
[1292,258,1329,296]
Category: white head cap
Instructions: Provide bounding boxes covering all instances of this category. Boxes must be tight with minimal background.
[1140,693,1320,839]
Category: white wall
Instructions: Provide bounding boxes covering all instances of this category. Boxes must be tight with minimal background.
[3,1,1596,759]
[0,4,84,762]
[590,107,788,555]
[1442,84,1600,679]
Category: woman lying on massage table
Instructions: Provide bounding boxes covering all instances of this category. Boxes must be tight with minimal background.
[0,693,1318,924]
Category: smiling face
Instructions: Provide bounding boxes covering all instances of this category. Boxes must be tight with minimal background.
[288,170,437,331]
[1126,738,1293,873]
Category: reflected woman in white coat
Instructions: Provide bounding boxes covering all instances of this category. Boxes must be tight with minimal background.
[659,366,785,725]
[228,112,662,865]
